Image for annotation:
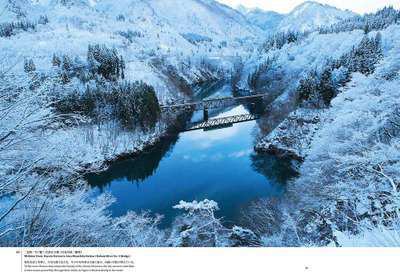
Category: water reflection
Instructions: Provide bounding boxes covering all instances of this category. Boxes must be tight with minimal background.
[251,153,299,185]
[87,134,179,189]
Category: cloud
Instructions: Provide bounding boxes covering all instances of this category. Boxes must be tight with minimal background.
[228,149,253,158]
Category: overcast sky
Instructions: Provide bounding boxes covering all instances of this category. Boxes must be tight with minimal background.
[217,0,400,14]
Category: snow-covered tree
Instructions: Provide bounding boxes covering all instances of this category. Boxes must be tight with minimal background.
[87,44,125,82]
[319,7,400,35]
[319,67,336,106]
[168,200,230,247]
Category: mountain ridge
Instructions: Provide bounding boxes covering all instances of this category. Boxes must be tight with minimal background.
[235,1,357,33]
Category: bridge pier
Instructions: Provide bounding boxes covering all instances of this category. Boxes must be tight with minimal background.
[249,102,255,113]
[203,107,209,122]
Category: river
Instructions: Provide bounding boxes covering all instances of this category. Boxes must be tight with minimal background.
[87,84,297,228]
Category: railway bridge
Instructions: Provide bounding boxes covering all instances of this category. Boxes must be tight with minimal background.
[161,94,266,132]
[161,94,266,120]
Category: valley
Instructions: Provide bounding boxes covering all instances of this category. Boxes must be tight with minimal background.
[0,0,399,247]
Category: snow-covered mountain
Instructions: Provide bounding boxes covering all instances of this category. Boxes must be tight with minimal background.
[4,0,261,43]
[278,1,356,32]
[1,0,263,100]
[96,0,261,42]
[236,1,357,33]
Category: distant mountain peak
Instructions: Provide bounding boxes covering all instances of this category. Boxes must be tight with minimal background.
[236,4,250,15]
[278,1,357,32]
[238,1,357,34]
[236,4,268,15]
[291,1,344,15]
[296,1,326,8]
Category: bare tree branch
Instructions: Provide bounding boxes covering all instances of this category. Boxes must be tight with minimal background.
[372,164,397,193]
[0,180,39,223]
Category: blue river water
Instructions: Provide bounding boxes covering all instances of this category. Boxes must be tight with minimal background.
[87,85,296,228]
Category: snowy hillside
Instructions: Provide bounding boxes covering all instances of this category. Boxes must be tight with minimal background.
[247,9,400,245]
[1,0,261,101]
[96,0,260,43]
[278,1,356,32]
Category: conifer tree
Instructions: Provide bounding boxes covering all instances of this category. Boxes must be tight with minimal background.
[52,54,61,67]
[24,58,36,73]
[319,68,336,106]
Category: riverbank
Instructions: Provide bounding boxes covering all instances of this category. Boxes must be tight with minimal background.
[255,108,324,162]
[253,50,400,246]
